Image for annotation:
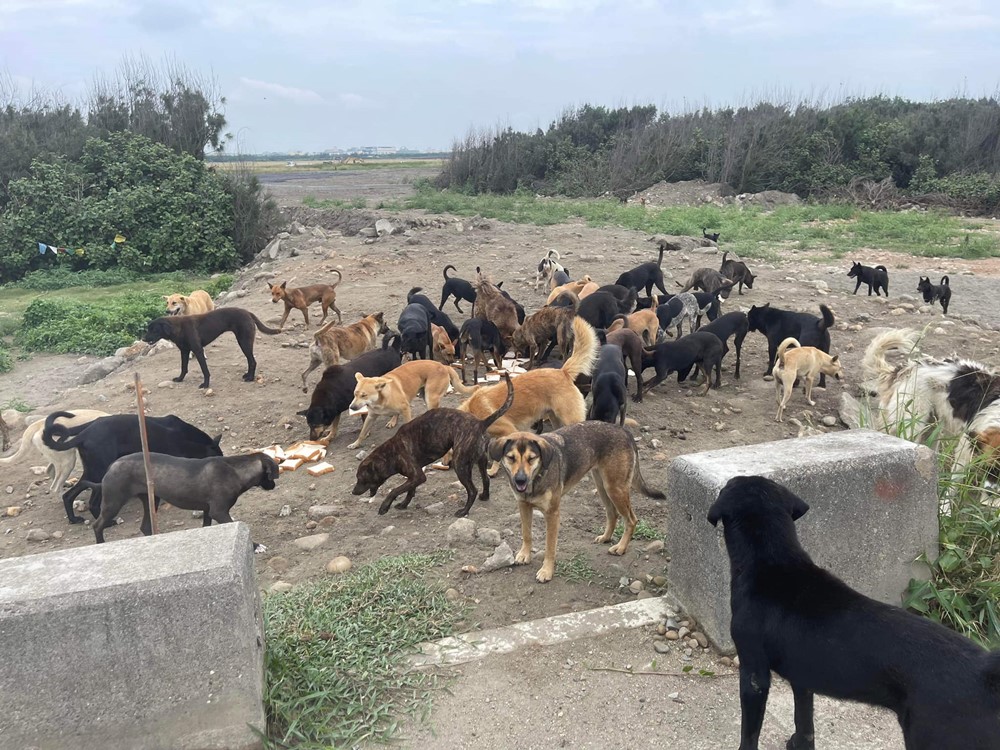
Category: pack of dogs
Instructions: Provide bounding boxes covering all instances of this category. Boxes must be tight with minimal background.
[7,240,994,745]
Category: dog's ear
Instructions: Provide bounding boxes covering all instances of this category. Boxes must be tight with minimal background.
[374,381,386,391]
[533,437,555,473]
[831,354,839,363]
[487,437,512,462]
[162,295,170,300]
[280,281,287,289]
[296,409,309,417]
[260,455,279,489]
[707,501,724,527]
[355,372,364,382]
[787,493,809,521]
[212,434,223,448]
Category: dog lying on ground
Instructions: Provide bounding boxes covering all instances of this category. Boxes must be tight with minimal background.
[490,421,664,583]
[748,303,834,387]
[143,307,281,389]
[458,318,506,385]
[512,305,576,368]
[848,261,889,297]
[719,251,755,294]
[267,270,343,328]
[641,331,723,395]
[773,337,844,422]
[164,290,214,316]
[42,412,221,523]
[90,452,278,549]
[918,275,951,315]
[702,227,720,243]
[475,271,520,346]
[698,311,749,380]
[347,360,479,449]
[677,268,736,299]
[708,475,1000,750]
[606,328,645,402]
[615,246,668,298]
[301,311,389,392]
[534,249,565,291]
[353,375,514,517]
[431,323,455,363]
[588,344,629,425]
[299,336,402,440]
[440,265,477,313]
[0,409,109,494]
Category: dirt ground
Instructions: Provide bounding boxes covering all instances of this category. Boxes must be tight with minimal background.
[3,170,1000,636]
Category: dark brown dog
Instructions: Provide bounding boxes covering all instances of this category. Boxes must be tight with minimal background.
[474,269,520,347]
[352,375,514,517]
[605,327,645,402]
[143,308,281,388]
[512,305,575,367]
[719,252,755,294]
[267,270,343,328]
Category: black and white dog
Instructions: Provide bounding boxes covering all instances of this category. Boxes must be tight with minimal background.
[533,249,565,291]
[848,261,889,296]
[917,275,951,315]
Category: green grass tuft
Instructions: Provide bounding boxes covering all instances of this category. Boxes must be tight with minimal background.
[555,552,597,583]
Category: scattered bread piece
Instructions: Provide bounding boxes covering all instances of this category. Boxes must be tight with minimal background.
[307,462,335,477]
[279,457,304,473]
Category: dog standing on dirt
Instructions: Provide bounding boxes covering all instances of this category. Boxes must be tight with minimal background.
[301,312,389,392]
[772,337,843,422]
[489,421,665,583]
[677,268,736,299]
[534,249,565,291]
[605,328,645,402]
[440,265,477,313]
[143,307,281,389]
[918,275,952,315]
[512,305,576,368]
[748,303,835,387]
[474,270,520,347]
[347,359,479,449]
[353,375,514,517]
[267,270,343,328]
[641,331,724,395]
[699,311,749,380]
[719,252,755,294]
[708,475,1000,750]
[848,261,889,297]
[588,344,629,425]
[164,290,214,316]
[615,246,668,299]
[458,318,506,385]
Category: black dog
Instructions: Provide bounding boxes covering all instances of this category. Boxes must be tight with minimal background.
[615,246,668,298]
[719,251,755,294]
[458,318,506,385]
[693,291,721,327]
[848,261,889,296]
[577,291,622,330]
[596,284,639,313]
[397,302,432,359]
[698,311,749,379]
[408,287,460,342]
[918,275,951,315]
[640,331,723,394]
[439,265,477,313]
[143,307,282,388]
[587,344,628,425]
[747,303,834,387]
[550,268,571,288]
[298,337,402,440]
[702,227,720,242]
[709,475,1000,750]
[42,412,222,523]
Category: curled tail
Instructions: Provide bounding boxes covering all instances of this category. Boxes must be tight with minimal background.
[875,265,888,272]
[547,249,561,261]
[941,275,950,286]
[443,264,457,280]
[819,304,835,331]
[42,411,85,452]
[631,436,665,500]
[562,317,599,380]
[250,313,282,335]
[330,269,343,289]
[776,338,801,367]
[479,374,515,431]
[0,421,41,465]
[861,329,921,389]
[447,368,480,395]
[407,286,423,303]
[382,332,401,352]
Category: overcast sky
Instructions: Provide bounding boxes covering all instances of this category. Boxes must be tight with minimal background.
[2,0,999,153]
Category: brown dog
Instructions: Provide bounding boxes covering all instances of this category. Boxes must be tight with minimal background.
[626,308,660,345]
[511,305,576,367]
[347,360,478,449]
[773,337,844,422]
[546,276,593,305]
[268,270,343,328]
[164,290,214,316]
[474,270,520,346]
[431,323,455,364]
[605,328,646,402]
[489,421,664,582]
[301,312,389,391]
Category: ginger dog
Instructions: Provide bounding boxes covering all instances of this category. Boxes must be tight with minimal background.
[626,308,660,345]
[301,312,389,391]
[546,276,593,305]
[268,270,343,328]
[773,337,844,422]
[164,290,214,316]
[347,359,478,449]
[431,323,456,364]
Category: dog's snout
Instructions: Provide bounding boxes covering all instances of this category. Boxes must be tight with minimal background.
[513,471,529,492]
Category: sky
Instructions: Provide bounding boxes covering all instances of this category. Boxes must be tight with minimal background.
[2,0,999,154]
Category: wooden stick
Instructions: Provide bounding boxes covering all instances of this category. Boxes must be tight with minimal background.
[134,373,158,535]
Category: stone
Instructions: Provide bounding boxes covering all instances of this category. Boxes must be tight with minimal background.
[666,430,938,652]
[305,520,317,530]
[692,632,709,648]
[629,580,644,594]
[6,506,21,517]
[445,588,461,600]
[653,641,671,654]
[317,516,336,528]
[821,415,838,427]
[447,518,477,546]
[269,581,293,593]
[278,504,292,517]
[375,218,397,236]
[307,504,338,520]
[652,575,668,587]
[1,409,25,432]
[326,556,352,574]
[267,556,289,573]
[664,630,680,641]
[265,237,282,259]
[0,523,263,749]
[292,533,330,551]
[480,541,516,572]
[358,227,377,238]
[25,528,50,542]
[644,539,665,554]
[79,356,124,385]
[476,527,502,548]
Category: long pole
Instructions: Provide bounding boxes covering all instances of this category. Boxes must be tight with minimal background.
[134,373,158,535]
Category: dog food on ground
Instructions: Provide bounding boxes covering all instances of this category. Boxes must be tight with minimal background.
[307,462,335,476]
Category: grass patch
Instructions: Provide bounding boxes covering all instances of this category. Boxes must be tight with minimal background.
[592,519,665,543]
[555,552,597,583]
[0,343,11,374]
[263,551,462,748]
[395,188,1000,261]
[302,196,367,210]
[1,397,31,412]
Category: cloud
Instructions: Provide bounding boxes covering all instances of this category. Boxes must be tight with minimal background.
[237,77,324,104]
[338,92,378,109]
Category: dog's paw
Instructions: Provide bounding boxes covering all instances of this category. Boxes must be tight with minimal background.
[198,382,210,389]
[453,508,469,518]
[535,566,554,583]
[607,542,628,556]
[173,376,185,383]
[67,516,85,525]
[514,547,532,565]
[594,533,612,544]
[347,441,361,450]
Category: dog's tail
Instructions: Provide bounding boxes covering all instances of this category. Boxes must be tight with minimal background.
[861,328,921,388]
[941,275,950,286]
[479,373,514,431]
[656,245,665,268]
[447,367,480,395]
[776,337,800,367]
[0,421,39,465]
[330,269,343,288]
[547,249,561,261]
[562,317,599,380]
[407,287,423,303]
[443,264,457,280]
[875,265,888,272]
[250,313,282,335]
[630,436,666,500]
[382,332,401,352]
[818,304,834,331]
[720,251,728,266]
[41,411,85,452]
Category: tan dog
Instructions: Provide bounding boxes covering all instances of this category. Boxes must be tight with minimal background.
[474,270,520,346]
[489,421,664,582]
[0,410,109,494]
[301,312,389,392]
[431,323,455,364]
[164,290,214,316]
[627,308,660,345]
[546,276,593,305]
[773,337,844,422]
[577,281,600,299]
[511,305,576,367]
[348,360,478,449]
[268,270,343,328]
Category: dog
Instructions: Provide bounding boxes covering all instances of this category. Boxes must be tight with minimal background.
[595,284,639,313]
[489,421,664,583]
[298,336,402,441]
[301,311,389,392]
[42,412,222,523]
[407,287,460,343]
[143,308,281,389]
[641,331,723,395]
[353,375,514,517]
[90,452,278,549]
[719,251,755,294]
[588,345,629,425]
[440,265,477,313]
[848,261,889,297]
[534,249,565,291]
[918,275,951,315]
[578,291,631,330]
[267,270,343,328]
[458,318,506,385]
[692,291,721,328]
[708,475,1000,750]
[702,227,720,243]
[397,303,431,360]
[546,276,592,305]
[605,328,645,402]
[615,246,668,298]
[495,282,527,324]
[164,290,214,316]
[549,268,571,290]
[474,271,520,346]
[698,311,749,380]
[772,337,844,422]
[748,303,834,387]
[431,323,455,363]
[677,268,737,299]
[655,292,705,339]
[625,308,659,345]
[512,305,575,368]
[0,409,109,494]
[347,359,478,449]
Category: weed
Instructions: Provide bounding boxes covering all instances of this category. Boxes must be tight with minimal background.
[0,344,11,374]
[593,519,665,542]
[1,397,31,412]
[555,552,597,583]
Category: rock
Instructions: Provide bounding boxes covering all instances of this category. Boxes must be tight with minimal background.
[718,656,734,668]
[692,632,709,648]
[1,410,25,432]
[897,294,917,303]
[264,237,282,259]
[445,587,461,601]
[157,381,174,389]
[664,630,680,641]
[115,341,150,360]
[678,626,690,639]
[6,506,21,516]
[656,623,667,636]
[812,280,829,292]
[423,502,446,514]
[380,525,395,536]
[637,590,656,600]
[447,518,477,546]
[652,575,668,587]
[355,450,367,461]
[26,529,50,542]
[278,505,292,518]
[326,556,352,574]
[375,219,397,236]
[269,581,293,593]
[292,533,330,551]
[653,641,671,654]
[629,580,645,594]
[821,415,838,427]
[317,516,336,528]
[266,556,289,573]
[51,531,63,540]
[890,308,906,316]
[644,539,665,554]
[476,527,502,547]
[305,520,317,530]
[79,356,124,385]
[650,438,663,450]
[839,392,862,429]
[308,504,338,520]
[480,541,516,572]
[358,227,378,238]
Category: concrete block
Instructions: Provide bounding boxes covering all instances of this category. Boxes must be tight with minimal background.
[0,523,264,750]
[665,430,938,653]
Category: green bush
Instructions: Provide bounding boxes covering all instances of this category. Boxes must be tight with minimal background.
[0,343,11,374]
